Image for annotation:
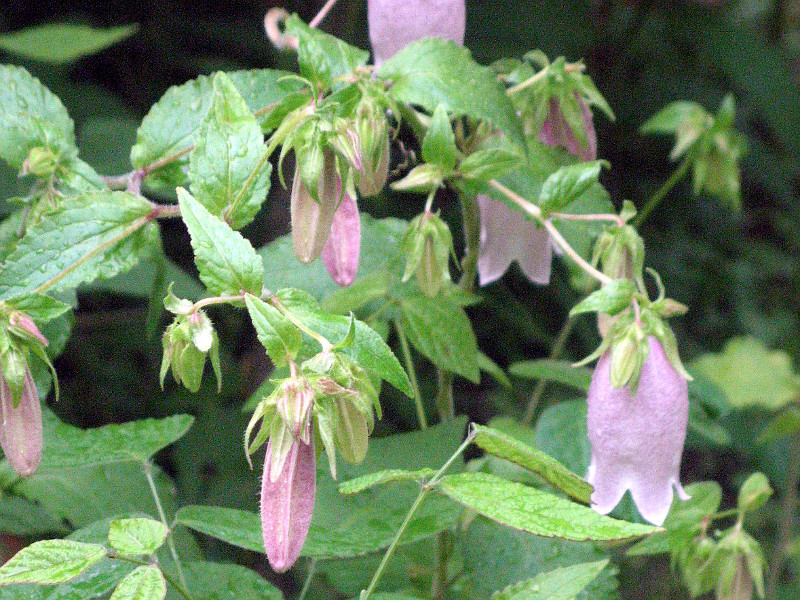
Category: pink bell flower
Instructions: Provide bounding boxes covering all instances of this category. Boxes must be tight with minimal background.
[368,0,466,66]
[321,191,361,286]
[586,336,690,526]
[0,366,42,477]
[538,93,598,162]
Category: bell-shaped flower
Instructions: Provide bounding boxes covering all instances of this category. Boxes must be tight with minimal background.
[476,195,555,286]
[321,191,361,287]
[290,151,341,264]
[368,0,466,66]
[585,336,689,526]
[538,93,598,162]
[0,366,42,477]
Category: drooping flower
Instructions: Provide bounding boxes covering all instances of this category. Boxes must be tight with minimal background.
[0,366,42,477]
[538,93,597,162]
[321,191,361,286]
[476,195,555,286]
[367,0,466,66]
[586,336,689,526]
[290,152,341,264]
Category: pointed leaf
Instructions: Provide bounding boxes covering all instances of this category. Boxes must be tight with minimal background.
[338,468,436,495]
[0,539,106,585]
[492,560,609,600]
[538,161,606,215]
[0,24,138,64]
[509,359,592,392]
[109,566,166,600]
[177,505,264,553]
[422,104,457,171]
[245,294,301,367]
[569,279,636,317]
[108,518,169,557]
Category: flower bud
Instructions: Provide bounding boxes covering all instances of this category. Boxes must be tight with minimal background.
[21,146,59,178]
[275,377,315,443]
[586,336,689,525]
[368,0,466,66]
[356,100,390,197]
[261,436,316,573]
[291,151,341,263]
[321,191,361,286]
[539,93,597,162]
[8,312,49,348]
[0,366,42,477]
[402,212,453,297]
[160,313,221,393]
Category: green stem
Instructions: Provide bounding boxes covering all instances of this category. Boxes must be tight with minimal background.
[767,430,800,598]
[395,320,428,429]
[143,461,187,591]
[522,316,576,425]
[298,560,316,600]
[435,370,454,421]
[193,293,247,313]
[113,555,194,600]
[270,296,333,353]
[458,192,480,295]
[632,158,691,227]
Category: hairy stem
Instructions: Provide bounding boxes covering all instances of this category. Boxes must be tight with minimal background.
[632,157,691,227]
[309,0,340,28]
[143,461,187,591]
[395,320,428,429]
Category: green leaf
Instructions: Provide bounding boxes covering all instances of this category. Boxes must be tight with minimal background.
[284,15,369,87]
[0,192,158,301]
[492,560,609,600]
[737,472,772,514]
[378,38,525,148]
[176,505,264,553]
[110,566,165,600]
[477,351,512,389]
[459,147,522,182]
[422,104,457,171]
[471,424,592,503]
[179,561,283,600]
[244,294,301,367]
[188,72,271,230]
[130,69,301,188]
[534,401,591,477]
[757,406,800,445]
[338,468,436,495]
[509,359,592,392]
[438,472,660,541]
[319,272,390,315]
[37,411,194,469]
[0,24,138,64]
[640,101,706,135]
[399,293,479,383]
[569,279,636,317]
[0,64,75,168]
[176,188,262,296]
[4,293,72,323]
[108,518,169,557]
[539,161,606,215]
[690,336,800,410]
[0,539,106,585]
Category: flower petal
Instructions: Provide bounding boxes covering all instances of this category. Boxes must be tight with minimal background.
[321,192,361,286]
[538,94,597,162]
[0,367,42,477]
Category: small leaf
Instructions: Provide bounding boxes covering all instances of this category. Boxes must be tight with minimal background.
[569,279,636,317]
[338,468,436,495]
[0,539,106,585]
[176,505,264,553]
[109,565,166,600]
[438,472,660,541]
[245,294,301,367]
[640,101,707,135]
[757,407,800,445]
[422,104,457,172]
[5,294,72,323]
[477,351,512,389]
[491,559,609,600]
[177,188,263,296]
[538,161,606,215]
[509,359,592,392]
[737,472,772,514]
[471,424,592,503]
[459,147,521,181]
[0,23,138,64]
[108,518,169,557]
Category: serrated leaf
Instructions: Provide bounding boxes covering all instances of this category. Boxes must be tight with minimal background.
[491,560,609,600]
[0,192,157,301]
[37,411,194,469]
[130,69,302,188]
[459,147,521,181]
[640,101,706,135]
[378,38,524,148]
[399,293,479,383]
[188,72,271,230]
[472,424,592,503]
[539,161,606,215]
[4,293,72,323]
[0,24,138,64]
[244,294,301,367]
[0,64,75,168]
[0,539,106,585]
[284,15,369,87]
[109,566,165,600]
[338,468,436,495]
[509,359,592,392]
[438,472,660,541]
[177,188,262,296]
[108,518,169,557]
[422,104,457,171]
[569,279,636,318]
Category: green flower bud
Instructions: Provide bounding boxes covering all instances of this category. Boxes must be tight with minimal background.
[402,211,453,297]
[737,472,773,515]
[160,312,221,393]
[291,150,341,263]
[21,146,59,179]
[356,99,390,197]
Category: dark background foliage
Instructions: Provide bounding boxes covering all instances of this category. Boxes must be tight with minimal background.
[1,0,799,598]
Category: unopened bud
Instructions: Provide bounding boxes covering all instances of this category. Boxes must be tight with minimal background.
[321,191,361,286]
[356,100,390,197]
[737,472,773,514]
[275,377,315,443]
[291,151,341,263]
[8,312,48,347]
[402,212,453,297]
[160,314,221,393]
[0,367,42,477]
[21,147,59,178]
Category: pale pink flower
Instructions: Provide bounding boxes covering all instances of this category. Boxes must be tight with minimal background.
[321,191,361,286]
[261,436,316,573]
[0,367,42,477]
[538,93,598,162]
[476,195,555,286]
[368,0,466,66]
[586,336,690,526]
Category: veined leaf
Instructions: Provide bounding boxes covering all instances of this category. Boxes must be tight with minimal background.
[338,468,436,495]
[0,540,106,585]
[0,24,138,64]
[491,559,609,600]
[108,518,169,557]
[109,566,166,600]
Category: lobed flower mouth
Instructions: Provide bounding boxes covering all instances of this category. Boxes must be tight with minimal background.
[585,336,690,526]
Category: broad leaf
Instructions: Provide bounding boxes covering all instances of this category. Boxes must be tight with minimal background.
[539,161,606,215]
[5,293,72,323]
[109,566,165,600]
[0,540,106,585]
[244,294,301,367]
[179,561,283,600]
[378,38,525,148]
[0,192,158,301]
[438,472,660,541]
[399,293,479,383]
[176,505,264,553]
[569,279,636,317]
[108,518,169,557]
[492,560,609,600]
[0,65,75,168]
[509,359,592,392]
[177,188,262,296]
[472,424,592,503]
[534,400,591,477]
[422,104,457,171]
[188,71,271,230]
[338,468,436,495]
[0,24,138,64]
